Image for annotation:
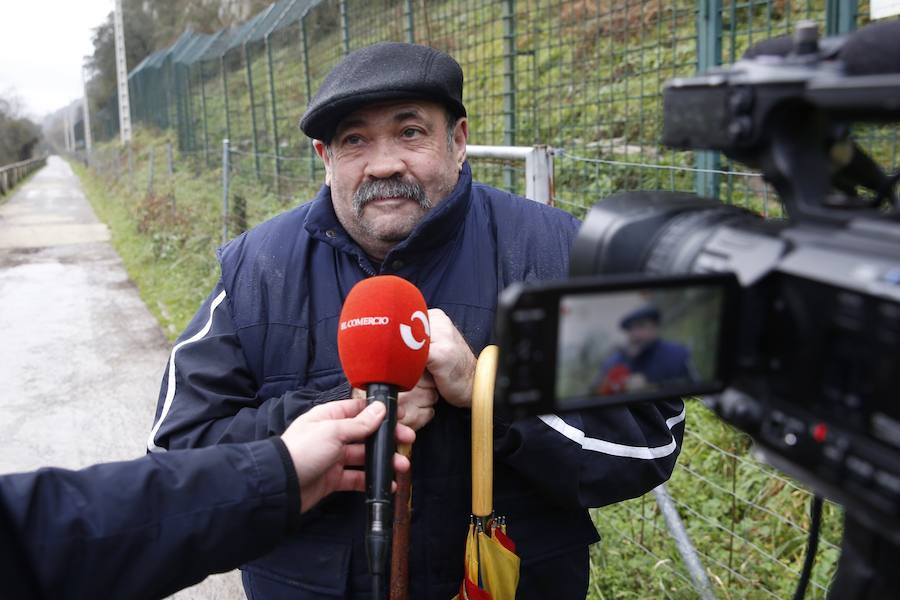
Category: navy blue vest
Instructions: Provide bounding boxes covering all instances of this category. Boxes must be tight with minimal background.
[217,164,596,597]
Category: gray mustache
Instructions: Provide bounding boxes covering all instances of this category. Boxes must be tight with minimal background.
[352,178,430,214]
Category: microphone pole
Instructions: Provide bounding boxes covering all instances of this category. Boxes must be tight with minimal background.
[366,383,398,600]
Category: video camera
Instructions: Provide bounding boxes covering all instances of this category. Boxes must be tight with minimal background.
[494,19,900,597]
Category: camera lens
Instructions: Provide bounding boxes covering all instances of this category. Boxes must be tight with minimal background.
[570,191,755,277]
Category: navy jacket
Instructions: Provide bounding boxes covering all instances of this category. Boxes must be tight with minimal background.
[0,439,299,599]
[149,163,686,598]
[599,340,695,387]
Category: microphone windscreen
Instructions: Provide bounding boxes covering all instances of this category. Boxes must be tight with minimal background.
[840,20,900,76]
[337,275,430,391]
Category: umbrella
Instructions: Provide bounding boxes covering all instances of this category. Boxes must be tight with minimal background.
[454,345,520,600]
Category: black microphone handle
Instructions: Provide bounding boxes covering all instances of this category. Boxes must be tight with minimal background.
[365,382,398,583]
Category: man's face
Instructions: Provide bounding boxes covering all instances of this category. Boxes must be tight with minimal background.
[313,100,468,260]
[625,318,659,354]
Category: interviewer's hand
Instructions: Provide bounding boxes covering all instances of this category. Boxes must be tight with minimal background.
[281,398,415,513]
[351,374,439,431]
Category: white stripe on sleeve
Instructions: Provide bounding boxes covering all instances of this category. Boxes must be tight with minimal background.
[147,289,228,453]
[538,405,686,460]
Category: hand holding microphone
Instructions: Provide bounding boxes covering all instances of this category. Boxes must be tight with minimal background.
[281,398,416,514]
[337,276,431,588]
[352,371,438,431]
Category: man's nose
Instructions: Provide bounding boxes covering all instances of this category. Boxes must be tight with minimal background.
[363,140,406,179]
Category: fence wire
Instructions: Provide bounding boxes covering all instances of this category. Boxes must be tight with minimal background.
[82,0,900,597]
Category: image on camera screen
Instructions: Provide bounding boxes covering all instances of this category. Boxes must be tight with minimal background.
[555,284,725,408]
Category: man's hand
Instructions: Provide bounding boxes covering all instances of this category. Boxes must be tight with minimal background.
[425,308,476,409]
[352,373,439,431]
[280,398,415,513]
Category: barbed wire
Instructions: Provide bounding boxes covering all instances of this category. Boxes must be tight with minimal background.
[596,512,700,592]
[556,148,763,178]
[664,494,830,593]
[676,461,840,552]
[612,501,782,597]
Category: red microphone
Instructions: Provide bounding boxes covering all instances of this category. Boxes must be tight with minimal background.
[337,275,430,587]
[338,275,430,391]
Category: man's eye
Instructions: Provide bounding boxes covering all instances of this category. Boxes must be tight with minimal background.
[401,128,421,138]
[343,134,363,145]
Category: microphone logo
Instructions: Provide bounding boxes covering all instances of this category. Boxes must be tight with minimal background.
[399,310,430,351]
[340,316,390,331]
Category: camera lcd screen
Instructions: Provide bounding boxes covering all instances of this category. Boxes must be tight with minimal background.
[555,283,726,409]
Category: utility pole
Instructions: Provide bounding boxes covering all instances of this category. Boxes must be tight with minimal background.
[81,64,93,152]
[63,110,72,152]
[113,0,132,144]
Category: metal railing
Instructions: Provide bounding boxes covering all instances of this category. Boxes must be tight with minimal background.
[0,156,47,197]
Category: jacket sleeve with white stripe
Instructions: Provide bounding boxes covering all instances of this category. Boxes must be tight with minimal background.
[148,281,346,452]
[495,398,685,509]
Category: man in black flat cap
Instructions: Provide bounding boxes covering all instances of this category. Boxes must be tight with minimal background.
[149,42,685,599]
[595,305,696,396]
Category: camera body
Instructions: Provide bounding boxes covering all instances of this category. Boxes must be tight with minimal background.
[494,21,900,544]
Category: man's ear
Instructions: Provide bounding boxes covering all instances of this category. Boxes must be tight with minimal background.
[452,117,468,171]
[312,140,333,186]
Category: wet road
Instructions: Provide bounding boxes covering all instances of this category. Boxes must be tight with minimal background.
[0,157,243,598]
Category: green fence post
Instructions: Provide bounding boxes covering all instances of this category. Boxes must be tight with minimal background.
[244,43,262,181]
[404,0,415,43]
[300,14,316,181]
[185,66,196,153]
[199,63,211,167]
[147,146,155,197]
[221,55,232,151]
[177,66,188,151]
[165,58,174,130]
[340,0,350,56]
[695,0,722,200]
[222,138,230,245]
[265,35,281,198]
[826,0,858,35]
[502,0,516,192]
[173,65,183,148]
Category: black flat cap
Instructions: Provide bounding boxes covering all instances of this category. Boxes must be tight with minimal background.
[620,305,661,330]
[300,42,466,141]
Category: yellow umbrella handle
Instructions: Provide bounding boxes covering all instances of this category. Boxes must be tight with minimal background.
[472,345,499,518]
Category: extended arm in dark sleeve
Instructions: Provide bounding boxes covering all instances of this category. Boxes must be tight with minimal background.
[148,281,349,452]
[495,399,686,509]
[0,439,299,600]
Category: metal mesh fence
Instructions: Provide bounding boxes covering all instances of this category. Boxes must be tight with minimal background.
[86,0,900,597]
[117,0,899,213]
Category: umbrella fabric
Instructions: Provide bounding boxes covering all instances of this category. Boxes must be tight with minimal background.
[478,523,519,597]
[455,522,520,599]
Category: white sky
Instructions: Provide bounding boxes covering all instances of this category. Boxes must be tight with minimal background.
[0,0,113,119]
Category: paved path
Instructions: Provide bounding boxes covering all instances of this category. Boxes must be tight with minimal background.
[0,157,243,599]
